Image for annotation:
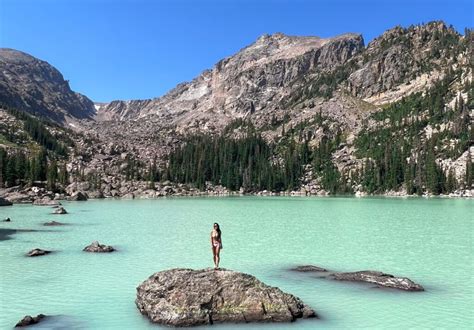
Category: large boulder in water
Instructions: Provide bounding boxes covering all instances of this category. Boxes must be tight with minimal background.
[83,241,115,253]
[15,314,46,327]
[136,268,316,326]
[0,197,13,206]
[26,248,52,257]
[52,207,68,214]
[292,265,424,291]
[330,271,424,291]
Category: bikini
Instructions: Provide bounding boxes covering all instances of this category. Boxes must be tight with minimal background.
[212,232,221,248]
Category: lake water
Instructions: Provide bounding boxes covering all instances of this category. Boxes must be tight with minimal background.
[0,197,473,329]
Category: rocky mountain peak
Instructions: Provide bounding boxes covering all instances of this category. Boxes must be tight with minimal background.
[0,48,95,124]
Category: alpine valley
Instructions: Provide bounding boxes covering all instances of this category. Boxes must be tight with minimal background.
[0,21,473,202]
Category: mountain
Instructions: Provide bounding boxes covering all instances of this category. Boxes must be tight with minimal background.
[96,32,365,125]
[0,48,96,124]
[0,21,472,200]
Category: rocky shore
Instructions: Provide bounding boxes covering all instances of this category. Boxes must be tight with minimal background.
[1,181,472,205]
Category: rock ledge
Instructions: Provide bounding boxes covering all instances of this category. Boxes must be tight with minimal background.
[136,268,316,326]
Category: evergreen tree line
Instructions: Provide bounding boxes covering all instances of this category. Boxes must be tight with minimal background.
[1,105,69,156]
[164,118,352,194]
[355,71,473,194]
[0,147,68,190]
[164,131,312,192]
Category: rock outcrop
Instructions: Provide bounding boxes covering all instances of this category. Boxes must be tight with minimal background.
[15,314,46,327]
[136,268,316,326]
[292,265,424,291]
[83,241,115,253]
[26,248,52,257]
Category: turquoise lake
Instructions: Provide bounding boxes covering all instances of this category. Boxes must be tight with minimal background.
[0,197,473,329]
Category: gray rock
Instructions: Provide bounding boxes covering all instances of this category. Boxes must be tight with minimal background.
[53,207,68,214]
[26,248,51,257]
[68,191,88,201]
[293,265,424,291]
[33,197,61,206]
[2,192,31,204]
[83,241,115,253]
[15,314,46,327]
[0,197,13,206]
[136,268,316,326]
[330,271,424,291]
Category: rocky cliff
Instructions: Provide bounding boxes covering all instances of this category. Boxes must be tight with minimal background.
[0,48,95,124]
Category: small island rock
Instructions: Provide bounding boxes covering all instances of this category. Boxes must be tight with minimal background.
[136,268,316,327]
[53,207,68,214]
[27,248,52,257]
[15,314,46,327]
[83,241,115,252]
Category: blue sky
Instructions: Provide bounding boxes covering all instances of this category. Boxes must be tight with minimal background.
[0,0,472,102]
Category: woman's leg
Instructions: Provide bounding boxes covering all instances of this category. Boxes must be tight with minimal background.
[215,246,220,268]
[212,246,217,267]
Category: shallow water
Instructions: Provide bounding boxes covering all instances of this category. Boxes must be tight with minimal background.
[0,197,473,329]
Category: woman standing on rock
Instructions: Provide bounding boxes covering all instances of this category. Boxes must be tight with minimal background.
[211,223,222,269]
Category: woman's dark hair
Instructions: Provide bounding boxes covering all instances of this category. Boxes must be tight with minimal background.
[214,222,221,239]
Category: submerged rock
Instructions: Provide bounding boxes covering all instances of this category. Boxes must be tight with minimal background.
[136,268,316,326]
[15,314,46,327]
[27,248,52,257]
[53,207,68,214]
[330,271,424,291]
[43,221,67,226]
[291,265,328,272]
[0,197,13,206]
[83,241,115,252]
[292,265,424,291]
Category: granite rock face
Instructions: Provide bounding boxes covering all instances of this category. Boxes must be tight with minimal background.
[136,268,316,326]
